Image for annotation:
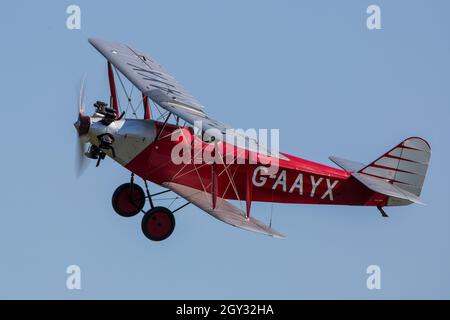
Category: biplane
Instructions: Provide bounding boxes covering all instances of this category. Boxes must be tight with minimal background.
[74,38,431,241]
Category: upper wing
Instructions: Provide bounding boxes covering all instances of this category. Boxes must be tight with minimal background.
[89,38,280,157]
[89,38,202,111]
[89,38,232,134]
[163,182,286,239]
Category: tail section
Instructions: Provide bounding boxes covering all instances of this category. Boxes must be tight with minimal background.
[358,137,430,198]
[330,137,431,206]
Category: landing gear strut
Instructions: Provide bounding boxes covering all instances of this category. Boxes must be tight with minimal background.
[111,173,190,241]
[377,206,389,218]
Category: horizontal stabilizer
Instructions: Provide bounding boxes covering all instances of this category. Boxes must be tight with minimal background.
[162,182,285,239]
[352,172,423,204]
[329,156,365,173]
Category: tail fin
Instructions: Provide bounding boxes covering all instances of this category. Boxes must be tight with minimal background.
[330,137,431,206]
[358,137,431,197]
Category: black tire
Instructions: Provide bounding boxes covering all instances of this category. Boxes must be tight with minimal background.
[141,207,175,241]
[111,183,145,217]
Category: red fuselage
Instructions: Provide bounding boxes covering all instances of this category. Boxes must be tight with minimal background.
[125,122,387,207]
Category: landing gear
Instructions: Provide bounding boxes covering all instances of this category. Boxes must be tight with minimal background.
[112,183,145,217]
[141,207,176,241]
[377,206,389,218]
[111,174,190,242]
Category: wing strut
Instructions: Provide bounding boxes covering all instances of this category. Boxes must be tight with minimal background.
[107,62,119,117]
[211,162,218,209]
[245,164,253,219]
[143,94,151,120]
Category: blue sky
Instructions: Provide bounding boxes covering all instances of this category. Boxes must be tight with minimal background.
[0,0,449,299]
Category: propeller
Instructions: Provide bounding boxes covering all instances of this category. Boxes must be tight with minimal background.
[74,75,90,177]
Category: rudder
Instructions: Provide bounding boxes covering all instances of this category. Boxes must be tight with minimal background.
[358,137,431,198]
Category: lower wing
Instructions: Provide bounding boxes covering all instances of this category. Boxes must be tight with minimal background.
[163,182,285,239]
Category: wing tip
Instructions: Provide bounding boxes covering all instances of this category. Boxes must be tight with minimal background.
[88,37,99,46]
[88,37,115,51]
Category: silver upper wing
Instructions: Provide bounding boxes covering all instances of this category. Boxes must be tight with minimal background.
[89,38,232,135]
[89,38,281,158]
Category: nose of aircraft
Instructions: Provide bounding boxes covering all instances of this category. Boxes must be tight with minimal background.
[74,111,91,177]
[74,113,91,137]
[75,74,91,138]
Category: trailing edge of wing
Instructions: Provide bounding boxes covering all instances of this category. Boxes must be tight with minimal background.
[162,182,286,239]
[352,172,424,205]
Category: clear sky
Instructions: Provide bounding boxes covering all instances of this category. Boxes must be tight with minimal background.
[0,0,449,299]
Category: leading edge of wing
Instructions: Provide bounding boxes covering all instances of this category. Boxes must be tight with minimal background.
[88,37,203,111]
[162,182,286,239]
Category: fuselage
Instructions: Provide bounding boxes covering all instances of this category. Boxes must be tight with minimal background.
[88,117,388,207]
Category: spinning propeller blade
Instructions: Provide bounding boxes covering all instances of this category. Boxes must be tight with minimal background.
[78,74,86,114]
[74,75,90,177]
[76,136,89,177]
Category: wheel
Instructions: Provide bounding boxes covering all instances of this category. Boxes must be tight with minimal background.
[111,183,145,217]
[141,207,175,241]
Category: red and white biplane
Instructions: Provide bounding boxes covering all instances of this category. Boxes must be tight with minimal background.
[74,38,431,241]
